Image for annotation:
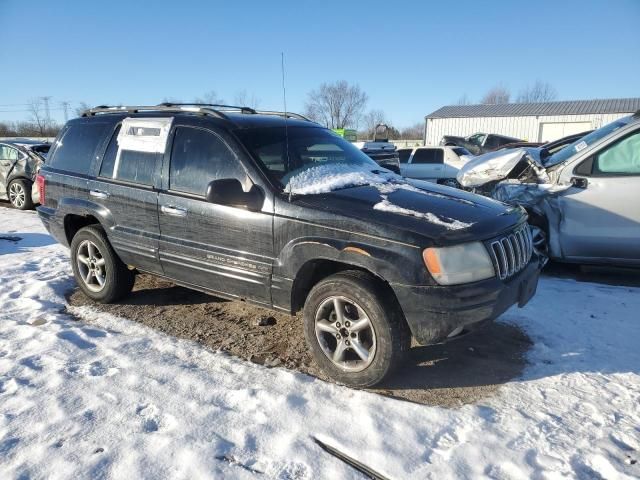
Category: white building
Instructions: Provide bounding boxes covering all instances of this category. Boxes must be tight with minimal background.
[424,98,640,146]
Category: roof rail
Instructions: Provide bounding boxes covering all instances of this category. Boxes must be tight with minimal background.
[81,104,315,123]
[81,104,231,120]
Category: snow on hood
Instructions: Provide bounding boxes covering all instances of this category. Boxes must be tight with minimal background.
[285,163,473,230]
[457,148,546,188]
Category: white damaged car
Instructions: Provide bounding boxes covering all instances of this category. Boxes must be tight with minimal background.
[457,113,640,267]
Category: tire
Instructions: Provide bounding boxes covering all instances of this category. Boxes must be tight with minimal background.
[8,179,34,210]
[70,225,135,303]
[302,270,410,387]
[438,178,460,189]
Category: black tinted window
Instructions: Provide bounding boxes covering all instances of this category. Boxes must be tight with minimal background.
[398,149,412,163]
[412,148,443,164]
[452,147,471,157]
[170,127,243,195]
[117,150,157,185]
[48,123,109,174]
[98,126,121,178]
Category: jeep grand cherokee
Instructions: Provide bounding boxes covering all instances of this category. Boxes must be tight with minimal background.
[36,104,542,387]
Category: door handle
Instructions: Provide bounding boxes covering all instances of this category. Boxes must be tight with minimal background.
[570,177,588,189]
[89,189,110,199]
[161,205,188,217]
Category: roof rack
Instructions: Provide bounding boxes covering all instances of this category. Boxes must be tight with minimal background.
[81,103,315,123]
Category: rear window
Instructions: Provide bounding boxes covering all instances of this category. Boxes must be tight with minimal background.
[398,149,412,163]
[48,123,110,174]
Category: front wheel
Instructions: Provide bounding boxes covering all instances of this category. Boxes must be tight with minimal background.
[302,271,410,387]
[8,179,34,210]
[70,225,135,303]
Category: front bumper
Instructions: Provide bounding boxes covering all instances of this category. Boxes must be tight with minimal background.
[392,258,541,345]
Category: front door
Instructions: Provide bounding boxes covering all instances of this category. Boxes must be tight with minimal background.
[558,128,640,262]
[158,125,273,305]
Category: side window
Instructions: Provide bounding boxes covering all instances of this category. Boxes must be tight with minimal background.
[484,135,501,149]
[412,148,444,164]
[0,145,19,161]
[116,150,157,185]
[98,126,121,178]
[169,127,244,196]
[593,131,640,176]
[48,123,109,174]
[398,149,412,164]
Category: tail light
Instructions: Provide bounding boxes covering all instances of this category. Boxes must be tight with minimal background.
[36,174,46,205]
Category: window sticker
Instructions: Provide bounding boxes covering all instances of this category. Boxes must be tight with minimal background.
[113,117,173,178]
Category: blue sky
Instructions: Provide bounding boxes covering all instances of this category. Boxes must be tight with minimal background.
[1,0,638,127]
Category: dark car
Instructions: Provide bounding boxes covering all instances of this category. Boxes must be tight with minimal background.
[441,132,522,155]
[0,140,50,209]
[37,104,542,387]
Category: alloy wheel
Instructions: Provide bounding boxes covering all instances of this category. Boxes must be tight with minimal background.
[314,295,377,372]
[9,182,26,208]
[76,240,107,292]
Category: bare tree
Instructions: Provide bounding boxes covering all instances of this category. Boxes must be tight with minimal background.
[516,81,557,103]
[481,85,511,104]
[28,98,49,136]
[361,109,388,138]
[193,90,224,105]
[304,80,368,129]
[75,102,91,117]
[456,94,472,105]
[400,122,424,140]
[234,90,260,109]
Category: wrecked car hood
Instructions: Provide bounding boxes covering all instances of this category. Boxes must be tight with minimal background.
[294,180,525,245]
[456,147,548,187]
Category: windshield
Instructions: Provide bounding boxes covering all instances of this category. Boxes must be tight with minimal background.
[466,133,486,146]
[546,116,634,166]
[236,126,383,191]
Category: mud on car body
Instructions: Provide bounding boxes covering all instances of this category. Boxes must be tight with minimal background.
[36,104,542,387]
[0,140,49,209]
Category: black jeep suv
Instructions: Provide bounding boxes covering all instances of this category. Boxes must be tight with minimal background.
[37,104,541,387]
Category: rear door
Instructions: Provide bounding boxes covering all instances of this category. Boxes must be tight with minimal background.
[557,128,640,263]
[157,125,273,305]
[88,119,166,274]
[402,148,444,180]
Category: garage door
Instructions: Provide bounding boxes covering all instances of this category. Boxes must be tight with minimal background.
[539,122,592,142]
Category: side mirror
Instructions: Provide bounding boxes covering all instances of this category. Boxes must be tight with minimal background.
[205,178,264,211]
[570,177,588,189]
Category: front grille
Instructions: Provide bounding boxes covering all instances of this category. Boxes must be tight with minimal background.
[489,224,533,280]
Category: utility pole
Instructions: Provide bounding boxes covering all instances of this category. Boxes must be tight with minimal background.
[61,101,70,122]
[41,96,52,126]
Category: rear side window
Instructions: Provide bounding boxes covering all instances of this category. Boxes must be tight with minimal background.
[99,126,121,178]
[398,149,412,163]
[0,145,20,160]
[48,123,109,174]
[169,127,244,196]
[412,148,444,164]
[98,125,157,185]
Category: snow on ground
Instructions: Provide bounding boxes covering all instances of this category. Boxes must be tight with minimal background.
[1,207,639,479]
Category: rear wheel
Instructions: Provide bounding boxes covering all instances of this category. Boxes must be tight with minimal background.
[8,179,34,210]
[70,225,135,303]
[303,271,410,387]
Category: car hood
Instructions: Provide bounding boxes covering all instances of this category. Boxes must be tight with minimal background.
[294,179,525,245]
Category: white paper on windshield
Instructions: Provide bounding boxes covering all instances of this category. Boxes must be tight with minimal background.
[574,140,587,153]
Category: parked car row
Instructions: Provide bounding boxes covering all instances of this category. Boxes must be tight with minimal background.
[34,103,543,387]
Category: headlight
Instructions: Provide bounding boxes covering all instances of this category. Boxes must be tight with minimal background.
[423,242,495,285]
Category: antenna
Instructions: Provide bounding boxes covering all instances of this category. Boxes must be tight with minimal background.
[281,52,293,202]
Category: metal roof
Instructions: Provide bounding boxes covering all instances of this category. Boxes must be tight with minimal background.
[426,98,640,119]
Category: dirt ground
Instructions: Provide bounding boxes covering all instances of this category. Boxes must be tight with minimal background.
[68,274,532,407]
